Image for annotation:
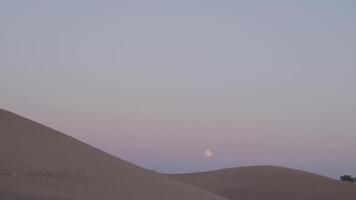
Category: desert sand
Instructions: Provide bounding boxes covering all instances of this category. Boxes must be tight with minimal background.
[1,108,355,200]
[169,165,356,200]
[0,109,227,200]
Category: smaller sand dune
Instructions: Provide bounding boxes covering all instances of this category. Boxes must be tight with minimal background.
[169,166,356,200]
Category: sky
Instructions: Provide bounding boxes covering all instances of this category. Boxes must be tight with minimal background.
[0,0,355,178]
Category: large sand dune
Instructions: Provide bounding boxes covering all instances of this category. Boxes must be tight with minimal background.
[0,109,227,200]
[169,166,356,200]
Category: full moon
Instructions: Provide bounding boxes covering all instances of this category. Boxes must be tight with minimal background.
[204,149,213,158]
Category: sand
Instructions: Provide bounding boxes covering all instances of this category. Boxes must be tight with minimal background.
[0,109,227,200]
[2,108,356,200]
[169,165,356,200]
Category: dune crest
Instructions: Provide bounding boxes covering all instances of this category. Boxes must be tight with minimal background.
[0,109,227,200]
[169,165,356,200]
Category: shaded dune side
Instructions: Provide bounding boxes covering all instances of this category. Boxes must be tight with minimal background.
[168,165,356,200]
[0,109,227,200]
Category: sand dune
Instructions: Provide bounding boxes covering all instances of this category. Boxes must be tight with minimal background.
[169,166,356,200]
[2,108,355,200]
[0,109,227,200]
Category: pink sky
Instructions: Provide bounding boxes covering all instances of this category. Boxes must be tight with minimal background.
[1,0,355,178]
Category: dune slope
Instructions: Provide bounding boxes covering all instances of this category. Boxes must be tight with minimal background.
[169,166,356,200]
[0,109,227,200]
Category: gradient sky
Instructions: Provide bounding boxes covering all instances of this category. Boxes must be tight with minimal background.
[1,0,356,178]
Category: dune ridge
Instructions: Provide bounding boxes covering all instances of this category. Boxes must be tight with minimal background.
[168,165,356,200]
[0,109,227,200]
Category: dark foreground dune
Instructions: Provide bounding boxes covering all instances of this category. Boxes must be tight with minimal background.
[169,166,356,200]
[0,109,227,200]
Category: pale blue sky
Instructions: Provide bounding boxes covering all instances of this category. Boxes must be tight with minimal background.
[1,0,356,178]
